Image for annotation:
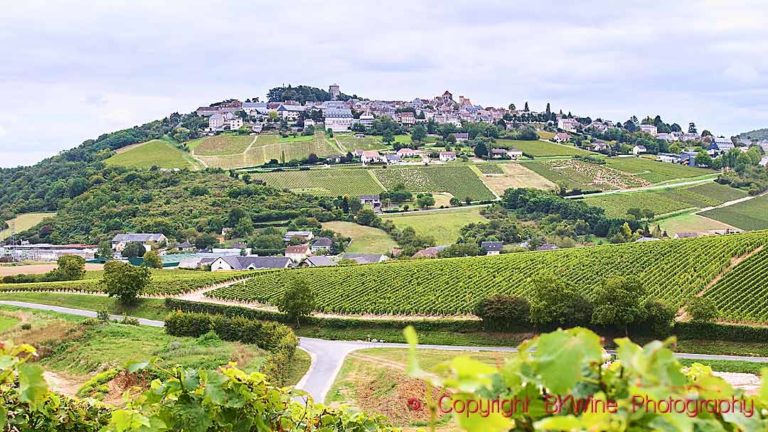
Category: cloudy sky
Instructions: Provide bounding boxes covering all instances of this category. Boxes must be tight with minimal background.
[1,0,767,167]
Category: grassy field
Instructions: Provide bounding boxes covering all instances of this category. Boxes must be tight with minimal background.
[0,292,169,320]
[0,212,55,240]
[381,207,487,245]
[495,139,593,157]
[373,165,496,201]
[603,157,713,183]
[658,213,737,235]
[477,163,557,195]
[104,140,200,169]
[250,168,385,196]
[525,159,648,191]
[105,139,201,170]
[0,263,103,277]
[700,194,768,231]
[334,133,410,152]
[187,134,254,155]
[322,221,398,253]
[584,182,747,218]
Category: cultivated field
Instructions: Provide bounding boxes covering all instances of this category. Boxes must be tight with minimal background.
[495,139,593,157]
[0,263,103,277]
[603,157,713,183]
[525,159,648,191]
[187,134,254,155]
[584,183,747,218]
[208,231,768,319]
[705,247,768,321]
[0,270,249,295]
[105,139,201,170]
[700,195,768,231]
[322,221,398,254]
[249,168,385,196]
[373,166,496,201]
[190,132,340,169]
[477,163,557,195]
[0,212,55,240]
[381,207,487,245]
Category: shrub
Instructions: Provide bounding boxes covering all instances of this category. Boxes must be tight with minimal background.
[685,297,719,323]
[529,272,593,328]
[96,310,110,322]
[474,295,530,331]
[20,323,31,330]
[591,276,646,334]
[142,250,163,269]
[638,300,676,337]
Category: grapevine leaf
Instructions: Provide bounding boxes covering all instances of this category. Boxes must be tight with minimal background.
[126,360,149,373]
[18,363,48,407]
[452,395,513,432]
[760,368,768,404]
[534,415,583,430]
[534,328,602,394]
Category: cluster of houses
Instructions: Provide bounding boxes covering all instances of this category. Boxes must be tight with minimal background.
[195,86,559,135]
[106,231,389,271]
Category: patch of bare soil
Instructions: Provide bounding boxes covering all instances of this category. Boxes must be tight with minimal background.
[44,370,87,397]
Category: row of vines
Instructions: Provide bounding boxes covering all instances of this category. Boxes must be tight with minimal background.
[706,247,768,321]
[208,231,768,316]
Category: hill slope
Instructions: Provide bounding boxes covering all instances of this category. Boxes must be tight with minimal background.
[208,231,768,321]
[738,128,768,140]
[105,139,202,170]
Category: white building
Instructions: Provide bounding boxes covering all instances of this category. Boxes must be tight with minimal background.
[639,124,658,136]
[209,113,225,130]
[557,118,579,132]
[439,151,456,161]
[228,117,243,130]
[325,109,354,132]
[632,145,648,155]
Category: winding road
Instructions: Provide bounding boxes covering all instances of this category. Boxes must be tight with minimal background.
[1,301,766,403]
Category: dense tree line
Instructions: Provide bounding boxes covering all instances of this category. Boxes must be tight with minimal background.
[15,168,342,245]
[266,84,363,103]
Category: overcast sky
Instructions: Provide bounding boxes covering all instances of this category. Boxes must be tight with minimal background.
[1,0,767,167]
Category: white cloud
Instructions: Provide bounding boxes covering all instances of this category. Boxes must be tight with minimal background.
[1,0,768,167]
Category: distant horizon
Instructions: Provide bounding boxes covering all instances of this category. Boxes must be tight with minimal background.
[2,0,768,167]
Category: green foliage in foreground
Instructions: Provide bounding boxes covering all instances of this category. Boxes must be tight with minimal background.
[0,341,390,431]
[404,326,768,431]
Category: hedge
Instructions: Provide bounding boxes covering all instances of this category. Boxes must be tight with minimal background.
[164,311,298,385]
[673,321,768,343]
[165,298,483,332]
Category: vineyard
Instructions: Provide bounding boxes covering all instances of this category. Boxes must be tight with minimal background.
[249,168,385,196]
[705,246,768,321]
[474,163,504,174]
[584,182,747,217]
[207,231,768,317]
[700,194,768,231]
[372,166,496,201]
[603,157,713,183]
[0,270,250,295]
[525,159,649,191]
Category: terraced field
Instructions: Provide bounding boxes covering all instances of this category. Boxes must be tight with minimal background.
[208,231,768,317]
[700,195,768,231]
[0,270,250,296]
[584,183,748,218]
[603,157,713,183]
[373,166,496,201]
[105,139,201,170]
[249,169,385,197]
[334,133,411,151]
[495,139,593,157]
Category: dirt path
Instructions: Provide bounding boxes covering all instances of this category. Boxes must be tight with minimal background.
[44,371,85,397]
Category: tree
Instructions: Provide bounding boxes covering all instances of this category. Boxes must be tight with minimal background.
[96,241,113,260]
[277,276,315,326]
[51,255,86,281]
[688,122,697,134]
[591,276,646,334]
[382,128,395,145]
[474,141,488,158]
[416,193,435,209]
[411,124,427,143]
[686,297,718,323]
[143,250,163,269]
[524,101,529,112]
[474,295,530,331]
[641,300,676,337]
[695,151,713,167]
[438,243,483,258]
[355,208,379,226]
[121,242,146,258]
[528,272,593,327]
[102,260,151,306]
[508,103,516,111]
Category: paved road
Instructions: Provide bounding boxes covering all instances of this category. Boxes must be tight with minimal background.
[2,301,767,403]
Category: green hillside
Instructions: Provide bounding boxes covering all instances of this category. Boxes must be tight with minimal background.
[700,195,768,231]
[738,127,768,140]
[105,139,201,170]
[209,231,768,320]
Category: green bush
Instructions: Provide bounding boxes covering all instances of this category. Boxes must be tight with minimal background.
[474,295,530,331]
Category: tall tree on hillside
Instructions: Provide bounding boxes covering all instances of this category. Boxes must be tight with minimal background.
[524,101,530,112]
[688,122,697,134]
[103,260,151,306]
[508,103,516,111]
[277,276,315,327]
[591,276,647,335]
[411,124,427,143]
